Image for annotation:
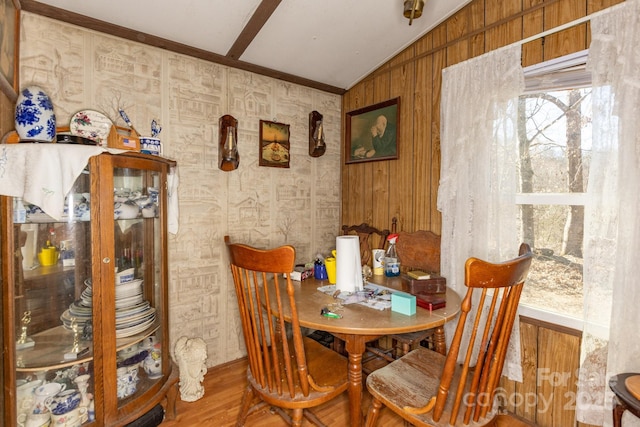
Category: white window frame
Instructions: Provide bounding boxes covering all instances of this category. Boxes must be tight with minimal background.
[515,51,591,330]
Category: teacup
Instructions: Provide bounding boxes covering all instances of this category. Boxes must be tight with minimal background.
[116,365,139,399]
[143,353,163,379]
[33,383,66,414]
[17,412,50,427]
[138,335,157,351]
[45,389,81,415]
[50,406,86,427]
[16,380,43,419]
[115,267,135,285]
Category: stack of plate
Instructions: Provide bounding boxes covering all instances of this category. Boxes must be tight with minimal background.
[60,279,94,330]
[114,276,156,338]
[60,276,156,338]
[116,302,156,338]
[61,300,92,330]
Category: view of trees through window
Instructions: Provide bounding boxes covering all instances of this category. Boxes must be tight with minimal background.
[517,88,591,318]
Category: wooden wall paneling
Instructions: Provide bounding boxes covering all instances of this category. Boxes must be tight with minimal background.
[342,84,367,228]
[485,0,525,52]
[364,76,378,224]
[499,320,538,422]
[430,49,445,234]
[430,19,450,52]
[469,1,487,58]
[543,0,589,61]
[521,0,546,67]
[517,321,540,423]
[536,327,580,427]
[388,47,415,231]
[588,0,624,13]
[371,72,391,230]
[413,35,435,232]
[412,54,433,232]
[445,5,472,67]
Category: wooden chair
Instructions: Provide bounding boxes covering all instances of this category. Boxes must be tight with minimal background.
[390,229,442,357]
[224,236,349,427]
[341,223,390,266]
[365,243,533,427]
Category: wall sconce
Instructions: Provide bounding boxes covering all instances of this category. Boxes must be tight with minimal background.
[309,111,326,157]
[403,0,425,26]
[219,114,239,171]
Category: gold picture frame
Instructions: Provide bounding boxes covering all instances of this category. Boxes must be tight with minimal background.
[0,0,19,100]
[345,97,399,164]
[259,120,290,168]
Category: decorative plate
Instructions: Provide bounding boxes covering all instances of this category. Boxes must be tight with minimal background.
[69,110,113,145]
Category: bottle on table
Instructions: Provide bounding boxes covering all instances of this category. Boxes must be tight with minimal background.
[384,233,401,277]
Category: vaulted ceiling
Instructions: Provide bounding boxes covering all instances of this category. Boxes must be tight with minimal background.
[21,0,473,94]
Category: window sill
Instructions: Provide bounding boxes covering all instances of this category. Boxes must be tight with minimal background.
[518,304,584,332]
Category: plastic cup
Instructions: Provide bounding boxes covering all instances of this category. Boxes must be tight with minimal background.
[325,257,336,284]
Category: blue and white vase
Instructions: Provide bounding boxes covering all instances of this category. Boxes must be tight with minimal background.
[15,86,56,142]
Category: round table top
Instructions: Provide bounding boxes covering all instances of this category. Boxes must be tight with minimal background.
[610,373,640,414]
[287,276,461,336]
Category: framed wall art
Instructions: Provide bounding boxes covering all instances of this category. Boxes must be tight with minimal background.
[259,119,290,168]
[0,0,19,100]
[345,97,399,164]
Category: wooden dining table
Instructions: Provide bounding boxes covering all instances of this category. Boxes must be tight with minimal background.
[275,274,461,427]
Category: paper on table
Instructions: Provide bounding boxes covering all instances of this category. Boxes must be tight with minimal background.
[316,284,392,310]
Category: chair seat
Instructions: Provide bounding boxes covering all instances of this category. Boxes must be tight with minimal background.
[248,337,349,408]
[366,348,497,427]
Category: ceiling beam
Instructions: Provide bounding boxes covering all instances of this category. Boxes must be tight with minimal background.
[19,0,346,95]
[226,0,282,60]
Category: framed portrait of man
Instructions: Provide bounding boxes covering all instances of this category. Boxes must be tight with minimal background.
[345,97,399,164]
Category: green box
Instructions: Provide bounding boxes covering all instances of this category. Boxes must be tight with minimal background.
[391,292,416,316]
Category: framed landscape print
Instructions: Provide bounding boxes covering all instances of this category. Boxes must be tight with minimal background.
[345,97,400,164]
[259,120,290,168]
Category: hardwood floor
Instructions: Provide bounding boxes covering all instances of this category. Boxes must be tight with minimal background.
[159,357,537,427]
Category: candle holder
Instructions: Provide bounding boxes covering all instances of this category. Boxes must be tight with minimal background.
[219,114,239,171]
[309,110,326,157]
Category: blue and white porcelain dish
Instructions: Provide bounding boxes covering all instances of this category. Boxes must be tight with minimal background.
[14,86,56,142]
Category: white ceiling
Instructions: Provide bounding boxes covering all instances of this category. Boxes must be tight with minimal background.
[30,0,472,91]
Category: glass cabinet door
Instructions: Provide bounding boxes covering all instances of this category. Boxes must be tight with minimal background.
[112,166,165,409]
[14,167,96,426]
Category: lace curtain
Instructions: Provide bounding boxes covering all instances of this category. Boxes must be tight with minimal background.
[438,44,525,381]
[578,1,640,425]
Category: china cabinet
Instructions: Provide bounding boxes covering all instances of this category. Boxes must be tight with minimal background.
[1,147,178,426]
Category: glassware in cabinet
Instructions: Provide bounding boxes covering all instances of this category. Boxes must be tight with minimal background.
[1,148,177,426]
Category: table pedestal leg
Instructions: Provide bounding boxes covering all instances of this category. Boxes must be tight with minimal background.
[344,335,374,427]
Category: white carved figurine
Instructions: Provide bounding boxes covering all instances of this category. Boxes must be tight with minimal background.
[174,336,208,402]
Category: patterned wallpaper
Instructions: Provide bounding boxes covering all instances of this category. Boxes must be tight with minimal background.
[20,13,342,366]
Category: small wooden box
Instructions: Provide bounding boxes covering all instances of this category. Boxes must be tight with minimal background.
[401,275,447,295]
[107,125,140,151]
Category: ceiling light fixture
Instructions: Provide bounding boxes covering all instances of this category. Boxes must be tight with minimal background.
[403,0,425,26]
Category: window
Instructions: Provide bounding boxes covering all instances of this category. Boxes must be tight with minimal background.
[516,51,592,320]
